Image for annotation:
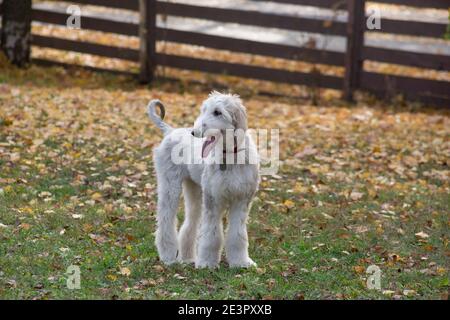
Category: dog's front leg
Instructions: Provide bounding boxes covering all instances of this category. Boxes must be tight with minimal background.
[195,192,224,269]
[225,200,256,268]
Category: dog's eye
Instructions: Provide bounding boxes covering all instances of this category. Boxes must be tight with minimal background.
[213,110,222,116]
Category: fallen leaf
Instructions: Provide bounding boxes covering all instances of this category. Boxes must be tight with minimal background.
[106,274,117,281]
[173,273,186,280]
[91,192,103,201]
[382,290,395,296]
[415,231,429,240]
[153,265,164,272]
[120,267,131,277]
[283,200,295,209]
[403,289,416,296]
[350,191,364,201]
[436,267,446,275]
[353,266,365,274]
[19,223,31,230]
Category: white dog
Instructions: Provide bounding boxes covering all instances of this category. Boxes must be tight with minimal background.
[147,92,259,268]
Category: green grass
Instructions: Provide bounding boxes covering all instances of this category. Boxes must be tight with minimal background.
[0,154,448,299]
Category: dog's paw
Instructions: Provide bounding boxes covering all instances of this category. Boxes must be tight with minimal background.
[160,258,178,266]
[228,258,257,268]
[195,260,220,269]
[159,250,179,266]
[178,256,196,265]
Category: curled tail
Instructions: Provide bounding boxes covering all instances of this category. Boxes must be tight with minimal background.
[147,99,172,135]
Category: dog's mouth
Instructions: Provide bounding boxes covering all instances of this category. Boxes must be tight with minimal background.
[202,136,216,158]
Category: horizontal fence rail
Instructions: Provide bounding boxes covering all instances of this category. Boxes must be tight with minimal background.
[0,0,448,106]
[363,47,450,71]
[372,0,449,9]
[156,2,347,36]
[156,53,343,89]
[32,57,137,76]
[31,35,139,61]
[32,8,139,36]
[366,18,447,38]
[68,0,139,11]
[249,0,348,9]
[155,28,346,66]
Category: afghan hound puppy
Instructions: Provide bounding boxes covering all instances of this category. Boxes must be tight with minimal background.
[147,92,260,269]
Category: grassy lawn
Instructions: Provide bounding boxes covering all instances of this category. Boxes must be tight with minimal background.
[0,60,449,300]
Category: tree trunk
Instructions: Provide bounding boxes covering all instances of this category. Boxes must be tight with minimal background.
[1,0,32,67]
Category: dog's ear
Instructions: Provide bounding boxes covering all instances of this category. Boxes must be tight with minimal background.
[232,103,247,148]
[233,104,248,132]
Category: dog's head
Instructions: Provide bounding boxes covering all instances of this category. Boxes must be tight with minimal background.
[192,91,247,158]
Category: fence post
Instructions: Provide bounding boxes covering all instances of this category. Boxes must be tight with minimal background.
[139,0,156,83]
[343,0,366,101]
[0,0,32,67]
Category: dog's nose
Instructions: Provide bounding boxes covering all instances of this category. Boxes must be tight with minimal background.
[191,128,202,138]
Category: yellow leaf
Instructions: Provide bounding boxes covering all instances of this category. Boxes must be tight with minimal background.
[283,200,295,209]
[82,224,93,233]
[415,201,424,209]
[91,192,102,201]
[293,182,308,193]
[376,226,384,234]
[353,266,365,274]
[62,142,72,149]
[367,188,377,199]
[372,146,381,153]
[22,207,34,214]
[436,267,446,275]
[107,274,117,281]
[382,290,395,296]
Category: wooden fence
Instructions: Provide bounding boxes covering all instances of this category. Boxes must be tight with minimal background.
[0,0,449,106]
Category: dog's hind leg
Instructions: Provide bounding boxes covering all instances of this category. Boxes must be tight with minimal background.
[178,179,202,263]
[225,200,256,268]
[154,172,182,265]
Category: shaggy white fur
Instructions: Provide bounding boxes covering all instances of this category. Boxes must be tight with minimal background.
[147,92,260,269]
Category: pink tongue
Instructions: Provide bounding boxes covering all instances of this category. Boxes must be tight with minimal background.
[202,136,215,158]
